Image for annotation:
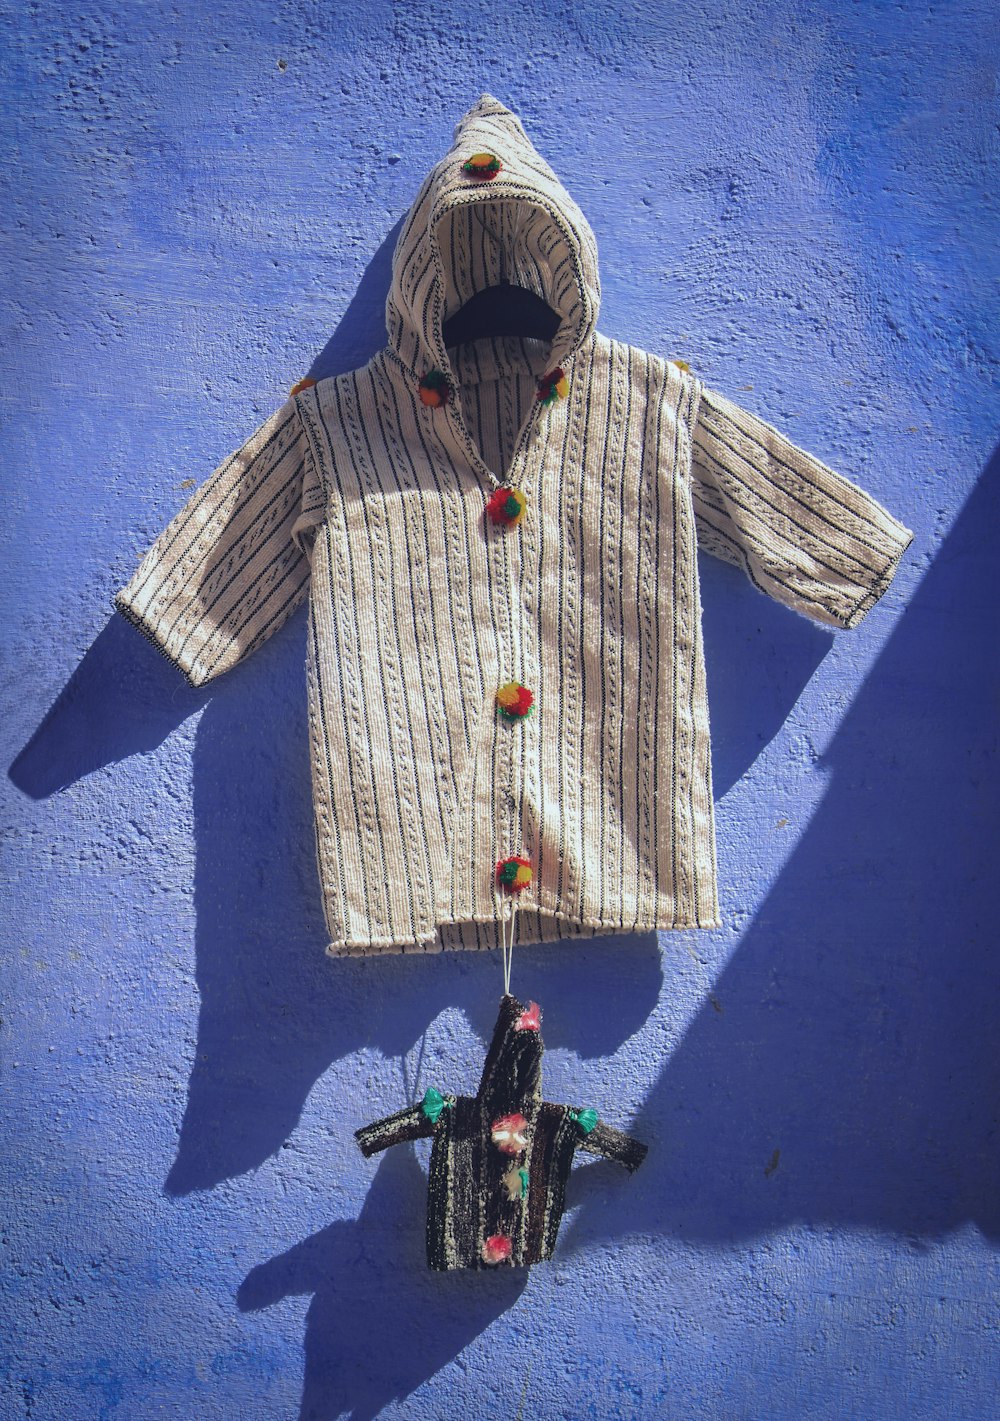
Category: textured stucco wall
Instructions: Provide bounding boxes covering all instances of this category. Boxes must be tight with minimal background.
[2,2,998,1418]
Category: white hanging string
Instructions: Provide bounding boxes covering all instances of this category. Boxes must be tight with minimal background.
[495,799,520,995]
[498,890,519,996]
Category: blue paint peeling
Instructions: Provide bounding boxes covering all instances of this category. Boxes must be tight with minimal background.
[2,1,998,1418]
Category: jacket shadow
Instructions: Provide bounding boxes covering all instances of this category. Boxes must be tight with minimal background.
[563,442,1000,1253]
[7,203,832,1204]
[5,223,404,804]
[238,1146,528,1421]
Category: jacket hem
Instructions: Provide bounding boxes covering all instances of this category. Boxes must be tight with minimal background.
[323,906,723,957]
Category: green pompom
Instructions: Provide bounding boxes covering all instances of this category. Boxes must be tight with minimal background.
[421,1086,448,1123]
[570,1107,599,1135]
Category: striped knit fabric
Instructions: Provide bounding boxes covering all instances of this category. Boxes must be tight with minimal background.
[356,995,647,1270]
[115,93,914,956]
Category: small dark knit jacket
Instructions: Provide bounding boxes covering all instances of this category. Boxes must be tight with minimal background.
[356,995,647,1270]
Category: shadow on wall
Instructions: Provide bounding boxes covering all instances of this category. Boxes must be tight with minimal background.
[238,1146,528,1421]
[564,441,1000,1255]
[156,546,828,1195]
[7,194,834,1204]
[6,223,405,800]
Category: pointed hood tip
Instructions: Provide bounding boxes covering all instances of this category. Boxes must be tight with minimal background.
[387,96,601,382]
[471,90,513,114]
[452,91,521,139]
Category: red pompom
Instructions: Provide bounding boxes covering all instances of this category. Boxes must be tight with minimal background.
[486,486,527,527]
[491,1113,530,1155]
[462,152,502,181]
[516,1001,541,1032]
[482,1234,513,1265]
[496,856,533,893]
[536,368,569,406]
[418,369,451,407]
[496,682,534,720]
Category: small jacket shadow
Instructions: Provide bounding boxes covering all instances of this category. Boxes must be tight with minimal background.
[238,1147,528,1421]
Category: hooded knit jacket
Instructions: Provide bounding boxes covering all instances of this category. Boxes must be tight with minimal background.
[356,993,647,1271]
[115,94,914,957]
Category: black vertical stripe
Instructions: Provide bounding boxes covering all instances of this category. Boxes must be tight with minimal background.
[355,367,437,937]
[306,561,351,938]
[592,350,615,925]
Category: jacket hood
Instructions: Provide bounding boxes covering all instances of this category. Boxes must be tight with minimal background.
[476,994,544,1115]
[385,93,601,387]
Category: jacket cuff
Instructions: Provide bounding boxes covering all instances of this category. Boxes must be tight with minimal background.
[114,589,202,689]
[840,522,915,630]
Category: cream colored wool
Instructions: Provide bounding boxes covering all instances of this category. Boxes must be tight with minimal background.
[116,94,913,956]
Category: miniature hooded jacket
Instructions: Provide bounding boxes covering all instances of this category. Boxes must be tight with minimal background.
[356,994,646,1270]
[115,93,913,957]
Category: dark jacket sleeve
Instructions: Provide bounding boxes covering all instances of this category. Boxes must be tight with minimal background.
[355,1105,437,1158]
[576,1120,648,1173]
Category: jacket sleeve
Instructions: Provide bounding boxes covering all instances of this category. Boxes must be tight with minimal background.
[688,382,913,629]
[576,1120,648,1173]
[355,1105,438,1158]
[114,394,327,687]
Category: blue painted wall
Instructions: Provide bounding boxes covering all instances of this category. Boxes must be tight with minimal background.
[3,2,998,1417]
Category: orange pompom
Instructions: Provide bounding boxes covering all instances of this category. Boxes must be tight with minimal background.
[462,152,502,181]
[418,369,451,407]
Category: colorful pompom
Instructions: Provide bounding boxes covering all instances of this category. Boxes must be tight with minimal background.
[568,1107,599,1135]
[290,377,317,397]
[502,1163,530,1201]
[536,368,569,406]
[496,856,533,893]
[481,1233,513,1265]
[462,152,502,181]
[486,486,527,527]
[515,1001,541,1033]
[671,359,691,373]
[491,1113,530,1155]
[418,369,451,407]
[496,682,534,721]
